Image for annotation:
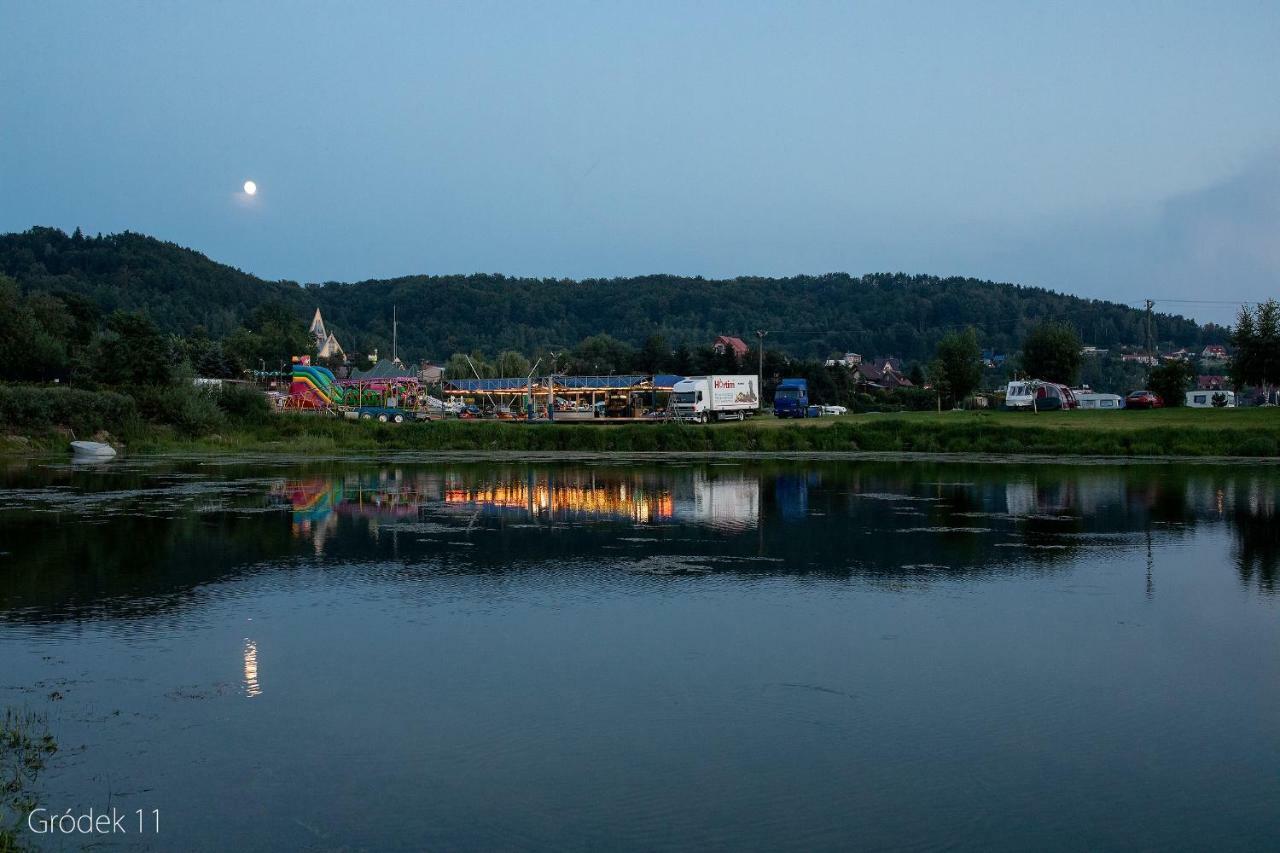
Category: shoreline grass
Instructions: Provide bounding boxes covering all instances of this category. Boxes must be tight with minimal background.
[6,408,1278,459]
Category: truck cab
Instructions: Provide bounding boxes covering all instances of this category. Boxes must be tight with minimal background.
[672,378,711,422]
[773,378,810,418]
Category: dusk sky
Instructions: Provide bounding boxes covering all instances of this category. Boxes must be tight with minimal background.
[4,1,1278,324]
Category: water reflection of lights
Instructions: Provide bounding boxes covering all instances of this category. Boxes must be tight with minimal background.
[270,471,759,532]
[243,639,261,698]
[444,481,674,523]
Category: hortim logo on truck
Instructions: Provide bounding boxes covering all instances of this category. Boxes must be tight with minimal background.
[713,377,758,403]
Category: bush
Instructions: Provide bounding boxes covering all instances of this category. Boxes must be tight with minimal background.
[170,386,226,436]
[0,384,140,436]
[130,383,225,436]
[1232,436,1278,457]
[216,383,270,423]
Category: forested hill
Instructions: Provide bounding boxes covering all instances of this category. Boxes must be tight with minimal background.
[0,227,1223,363]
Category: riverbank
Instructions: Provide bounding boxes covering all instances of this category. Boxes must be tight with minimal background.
[6,409,1279,458]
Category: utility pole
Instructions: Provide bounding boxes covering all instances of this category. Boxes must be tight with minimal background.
[755,330,768,411]
[1145,299,1154,359]
[392,304,398,364]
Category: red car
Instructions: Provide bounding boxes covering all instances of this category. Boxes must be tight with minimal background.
[1126,390,1164,409]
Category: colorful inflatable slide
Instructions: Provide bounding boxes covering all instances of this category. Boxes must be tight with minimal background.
[290,363,343,408]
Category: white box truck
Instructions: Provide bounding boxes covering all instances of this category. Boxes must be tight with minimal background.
[671,375,760,422]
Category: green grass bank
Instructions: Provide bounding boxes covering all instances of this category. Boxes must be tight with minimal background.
[3,382,1279,458]
[89,409,1280,458]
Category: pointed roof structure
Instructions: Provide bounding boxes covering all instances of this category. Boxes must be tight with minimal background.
[318,333,344,359]
[309,308,344,360]
[350,359,416,382]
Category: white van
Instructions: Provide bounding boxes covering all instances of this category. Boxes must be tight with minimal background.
[1185,390,1235,408]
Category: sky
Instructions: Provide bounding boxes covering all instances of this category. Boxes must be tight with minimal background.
[3,0,1279,325]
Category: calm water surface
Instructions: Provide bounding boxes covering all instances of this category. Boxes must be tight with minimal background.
[1,455,1277,851]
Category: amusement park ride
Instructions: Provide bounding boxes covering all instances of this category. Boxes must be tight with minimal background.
[285,356,455,422]
[285,354,694,424]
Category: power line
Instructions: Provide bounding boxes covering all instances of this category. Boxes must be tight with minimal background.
[1124,298,1258,307]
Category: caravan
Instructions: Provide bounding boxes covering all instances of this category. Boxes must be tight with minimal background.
[1185,390,1235,408]
[1004,380,1077,411]
[1074,391,1124,410]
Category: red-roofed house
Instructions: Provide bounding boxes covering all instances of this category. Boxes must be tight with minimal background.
[713,335,750,359]
[1202,345,1229,361]
[1197,375,1228,391]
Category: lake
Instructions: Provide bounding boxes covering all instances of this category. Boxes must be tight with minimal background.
[1,455,1277,851]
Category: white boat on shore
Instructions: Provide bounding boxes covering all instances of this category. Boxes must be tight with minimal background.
[70,440,117,460]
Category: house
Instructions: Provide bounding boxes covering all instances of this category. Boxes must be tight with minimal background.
[418,362,444,384]
[309,308,345,360]
[982,349,1008,368]
[1162,348,1193,362]
[712,335,750,359]
[1122,353,1157,366]
[872,357,905,376]
[1201,344,1229,361]
[850,362,884,390]
[1197,375,1228,391]
[852,357,914,391]
[824,352,863,368]
[1079,346,1109,357]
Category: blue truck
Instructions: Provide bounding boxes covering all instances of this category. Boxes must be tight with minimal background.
[773,378,812,418]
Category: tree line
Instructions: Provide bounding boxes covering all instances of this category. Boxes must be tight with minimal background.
[1,226,1224,366]
[7,226,1270,411]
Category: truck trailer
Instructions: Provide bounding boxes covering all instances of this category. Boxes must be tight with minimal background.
[671,375,760,422]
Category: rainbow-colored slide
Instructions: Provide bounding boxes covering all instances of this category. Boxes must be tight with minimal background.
[290,364,343,408]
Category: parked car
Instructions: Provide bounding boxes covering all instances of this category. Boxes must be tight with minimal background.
[1126,390,1164,409]
[820,405,848,415]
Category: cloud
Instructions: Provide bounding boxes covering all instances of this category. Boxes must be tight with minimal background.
[1158,151,1280,277]
[948,149,1280,326]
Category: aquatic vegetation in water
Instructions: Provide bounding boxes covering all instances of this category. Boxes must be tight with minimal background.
[1,707,57,852]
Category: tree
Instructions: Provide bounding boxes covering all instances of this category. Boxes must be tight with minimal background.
[1230,306,1258,391]
[1148,359,1194,406]
[637,334,670,373]
[672,343,694,376]
[494,350,531,378]
[1231,300,1280,399]
[1233,298,1280,399]
[568,334,634,375]
[929,328,982,407]
[1020,321,1082,384]
[87,311,175,387]
[0,278,71,382]
[1079,353,1149,396]
[224,303,314,373]
[444,351,492,381]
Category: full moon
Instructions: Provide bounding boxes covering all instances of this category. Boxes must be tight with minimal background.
[243,180,257,196]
